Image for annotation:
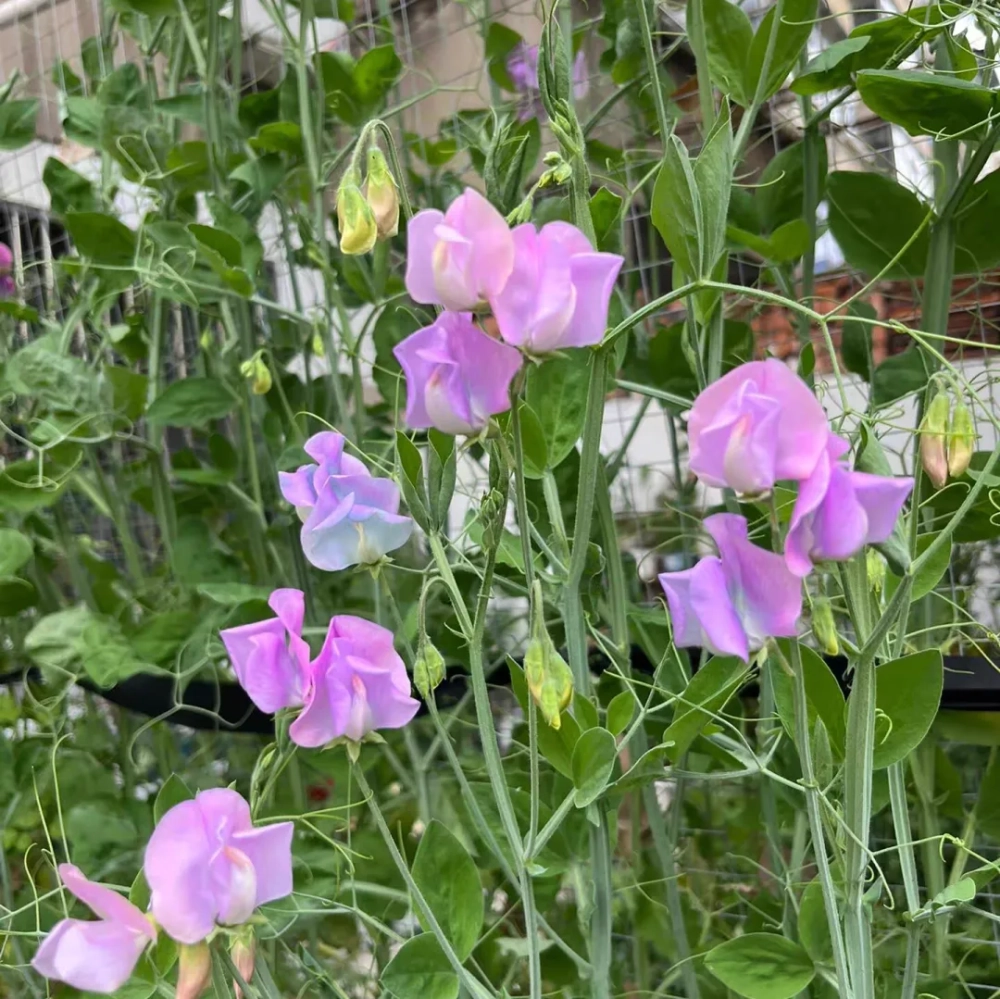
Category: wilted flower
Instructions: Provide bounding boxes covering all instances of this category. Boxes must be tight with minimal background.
[393,311,522,434]
[336,168,378,255]
[279,432,414,571]
[289,615,420,747]
[144,789,293,945]
[785,436,913,578]
[687,359,830,495]
[405,187,515,311]
[490,221,623,352]
[920,391,950,490]
[658,513,802,662]
[31,864,157,994]
[506,42,589,121]
[0,242,13,297]
[220,588,311,714]
[947,397,975,479]
[364,146,399,239]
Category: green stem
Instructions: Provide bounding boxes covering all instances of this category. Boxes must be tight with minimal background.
[632,0,669,139]
[686,0,715,131]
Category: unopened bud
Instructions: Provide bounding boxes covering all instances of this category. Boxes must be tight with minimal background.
[336,168,377,255]
[364,146,399,239]
[413,641,445,700]
[866,549,886,595]
[231,936,255,999]
[176,943,211,999]
[311,332,325,357]
[919,392,950,490]
[239,352,272,395]
[478,488,507,551]
[947,397,975,479]
[524,582,573,729]
[811,597,839,657]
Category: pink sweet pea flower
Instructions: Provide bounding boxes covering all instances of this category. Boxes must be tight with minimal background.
[279,432,413,572]
[393,311,523,434]
[290,615,420,748]
[658,513,802,662]
[405,188,515,311]
[687,359,830,495]
[32,864,156,994]
[506,43,589,121]
[220,588,310,714]
[785,435,913,577]
[144,789,293,945]
[491,221,623,352]
[0,242,14,297]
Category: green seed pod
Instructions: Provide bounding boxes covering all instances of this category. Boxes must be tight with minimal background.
[947,397,975,479]
[524,581,573,729]
[336,167,377,255]
[364,146,399,240]
[811,597,839,657]
[413,640,446,700]
[919,391,950,490]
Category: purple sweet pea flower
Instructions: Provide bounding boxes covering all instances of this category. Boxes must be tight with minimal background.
[220,588,311,714]
[659,513,802,662]
[32,864,156,994]
[506,42,589,121]
[0,242,14,297]
[785,435,913,577]
[144,789,293,946]
[491,221,623,352]
[405,188,515,311]
[687,359,830,495]
[290,615,420,747]
[393,311,523,434]
[279,432,413,572]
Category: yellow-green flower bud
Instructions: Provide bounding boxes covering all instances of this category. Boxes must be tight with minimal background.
[947,397,975,479]
[336,168,377,255]
[239,352,272,395]
[811,597,839,657]
[866,549,886,595]
[919,391,950,490]
[413,640,445,700]
[231,935,255,999]
[176,943,211,999]
[524,581,573,729]
[311,332,325,357]
[364,146,399,240]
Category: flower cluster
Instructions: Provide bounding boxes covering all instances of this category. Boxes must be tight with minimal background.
[506,42,589,121]
[660,359,913,660]
[220,587,420,747]
[395,188,624,434]
[33,789,293,994]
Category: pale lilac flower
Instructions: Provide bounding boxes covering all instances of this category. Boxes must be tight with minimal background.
[32,864,156,994]
[687,359,830,495]
[491,221,623,352]
[144,789,293,946]
[506,42,589,121]
[785,435,913,577]
[279,432,413,572]
[290,615,420,747]
[659,513,802,662]
[405,188,515,311]
[393,311,522,434]
[220,588,310,714]
[0,242,13,297]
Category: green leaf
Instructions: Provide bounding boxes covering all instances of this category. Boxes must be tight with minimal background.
[396,431,430,531]
[769,641,846,758]
[353,45,402,105]
[663,656,748,759]
[694,108,733,279]
[872,651,943,768]
[792,35,871,95]
[798,879,835,964]
[0,577,38,616]
[976,752,1000,841]
[188,224,243,267]
[827,171,930,279]
[841,300,876,381]
[746,0,818,103]
[525,351,590,470]
[870,347,929,408]
[0,98,38,149]
[571,727,618,807]
[606,690,636,737]
[411,820,483,960]
[43,157,100,215]
[65,212,138,266]
[196,582,271,605]
[590,186,624,254]
[427,430,457,533]
[104,365,148,421]
[954,170,1000,274]
[147,377,237,428]
[930,878,976,908]
[153,774,193,823]
[509,659,581,780]
[651,134,701,280]
[857,69,996,138]
[380,934,457,999]
[690,0,752,105]
[758,139,828,234]
[485,22,523,91]
[886,533,951,601]
[705,933,815,999]
[0,459,68,513]
[0,529,32,576]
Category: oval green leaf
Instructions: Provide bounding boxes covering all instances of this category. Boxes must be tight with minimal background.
[705,933,815,999]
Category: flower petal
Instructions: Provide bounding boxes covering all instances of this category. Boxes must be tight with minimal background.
[32,918,147,994]
[231,822,295,907]
[57,865,153,939]
[405,209,445,305]
[851,472,914,544]
[561,251,624,348]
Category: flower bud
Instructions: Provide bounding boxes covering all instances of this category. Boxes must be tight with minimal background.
[478,488,507,551]
[919,391,950,490]
[336,168,377,255]
[364,146,399,240]
[231,935,255,999]
[413,640,445,700]
[866,549,886,595]
[239,353,272,395]
[811,597,839,657]
[947,397,975,479]
[311,331,325,357]
[524,582,573,729]
[176,943,211,999]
